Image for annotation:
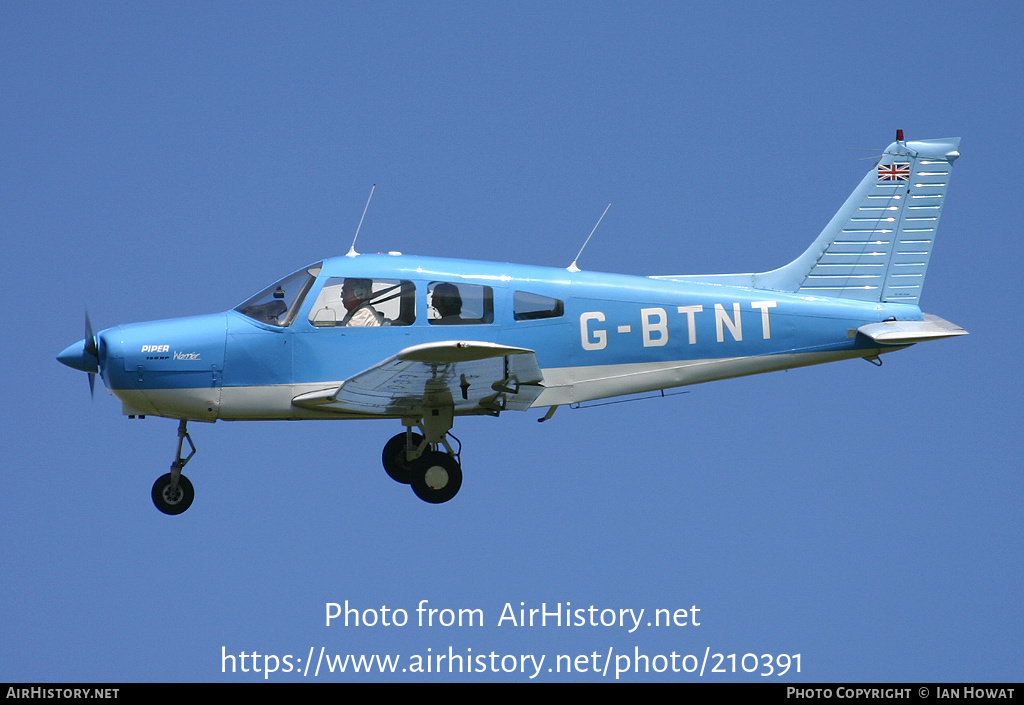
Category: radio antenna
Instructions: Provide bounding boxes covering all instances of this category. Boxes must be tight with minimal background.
[347,184,376,257]
[567,203,611,272]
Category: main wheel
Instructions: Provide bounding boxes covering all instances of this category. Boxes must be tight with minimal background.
[382,431,424,484]
[152,473,195,515]
[410,451,462,504]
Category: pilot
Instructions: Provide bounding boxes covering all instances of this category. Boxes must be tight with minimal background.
[341,278,383,327]
[432,283,463,324]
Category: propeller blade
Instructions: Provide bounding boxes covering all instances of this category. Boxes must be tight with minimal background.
[85,311,98,358]
[85,311,99,399]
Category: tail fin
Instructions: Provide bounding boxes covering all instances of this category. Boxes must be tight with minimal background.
[658,135,961,305]
[759,135,961,304]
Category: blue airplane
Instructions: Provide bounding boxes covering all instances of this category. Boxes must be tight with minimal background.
[58,133,966,514]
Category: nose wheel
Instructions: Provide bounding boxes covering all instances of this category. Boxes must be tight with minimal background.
[152,472,194,515]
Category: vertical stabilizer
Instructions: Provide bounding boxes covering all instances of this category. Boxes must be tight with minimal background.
[763,136,961,304]
[657,136,961,306]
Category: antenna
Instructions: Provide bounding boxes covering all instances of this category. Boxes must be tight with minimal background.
[567,203,611,273]
[347,184,376,257]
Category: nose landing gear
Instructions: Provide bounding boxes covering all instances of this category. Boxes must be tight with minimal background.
[151,420,196,515]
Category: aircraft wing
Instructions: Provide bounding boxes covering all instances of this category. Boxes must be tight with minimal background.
[292,341,544,416]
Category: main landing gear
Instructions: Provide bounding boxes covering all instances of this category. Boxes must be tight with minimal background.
[381,413,463,504]
[152,419,196,515]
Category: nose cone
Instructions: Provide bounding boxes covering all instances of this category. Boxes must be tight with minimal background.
[57,339,99,373]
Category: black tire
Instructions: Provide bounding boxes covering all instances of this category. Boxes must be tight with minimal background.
[381,432,424,484]
[152,473,195,515]
[410,451,463,504]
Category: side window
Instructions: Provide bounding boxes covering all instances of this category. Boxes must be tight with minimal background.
[513,291,564,321]
[308,278,416,327]
[428,282,493,325]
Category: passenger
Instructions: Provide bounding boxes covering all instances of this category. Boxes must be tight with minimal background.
[432,283,464,324]
[341,278,383,327]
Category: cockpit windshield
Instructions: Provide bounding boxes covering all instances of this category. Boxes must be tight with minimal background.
[235,263,321,327]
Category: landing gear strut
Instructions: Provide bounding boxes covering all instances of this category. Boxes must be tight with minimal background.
[152,419,196,515]
[381,410,463,504]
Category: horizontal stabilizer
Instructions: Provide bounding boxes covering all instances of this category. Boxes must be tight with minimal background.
[858,314,968,345]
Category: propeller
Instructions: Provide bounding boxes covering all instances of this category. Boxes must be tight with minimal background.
[84,311,97,398]
[58,311,102,397]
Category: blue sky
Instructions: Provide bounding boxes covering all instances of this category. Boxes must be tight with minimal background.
[3,1,1021,682]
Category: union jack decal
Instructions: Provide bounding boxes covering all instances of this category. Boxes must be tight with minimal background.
[877,162,911,181]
